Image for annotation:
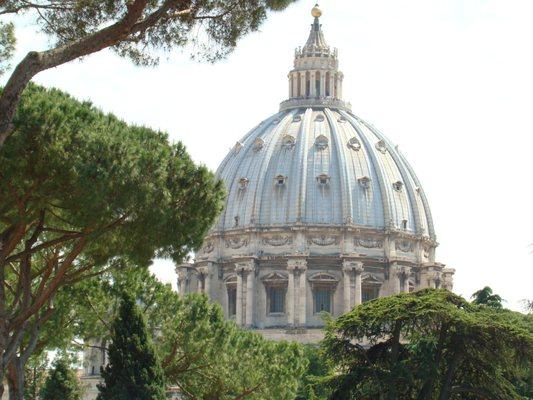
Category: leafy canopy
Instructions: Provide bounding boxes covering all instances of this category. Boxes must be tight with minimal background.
[322,289,533,400]
[0,0,297,145]
[0,83,224,379]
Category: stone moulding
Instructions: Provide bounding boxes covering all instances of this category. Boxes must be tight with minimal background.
[355,237,383,249]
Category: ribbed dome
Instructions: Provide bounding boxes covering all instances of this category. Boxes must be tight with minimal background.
[214,108,435,239]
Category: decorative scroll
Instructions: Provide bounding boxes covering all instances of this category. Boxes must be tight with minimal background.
[308,235,340,246]
[355,237,383,249]
[262,235,293,247]
[201,241,214,254]
[395,240,414,253]
[224,236,249,249]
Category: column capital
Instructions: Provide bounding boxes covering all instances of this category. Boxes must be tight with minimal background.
[287,256,307,271]
[342,260,364,274]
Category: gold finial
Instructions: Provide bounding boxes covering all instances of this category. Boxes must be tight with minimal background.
[311,4,322,18]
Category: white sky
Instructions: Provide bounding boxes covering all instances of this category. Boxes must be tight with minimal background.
[3,0,532,311]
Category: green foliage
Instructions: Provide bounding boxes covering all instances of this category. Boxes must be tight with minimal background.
[161,294,306,399]
[471,286,504,309]
[323,289,533,400]
[0,0,296,67]
[0,21,15,75]
[295,344,331,400]
[40,357,81,400]
[59,265,306,400]
[97,292,166,400]
[0,82,224,379]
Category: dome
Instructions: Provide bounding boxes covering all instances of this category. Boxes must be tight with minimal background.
[178,6,454,337]
[213,108,435,238]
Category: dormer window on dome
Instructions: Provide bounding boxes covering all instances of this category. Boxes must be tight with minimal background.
[316,173,330,185]
[347,137,361,151]
[315,114,325,122]
[293,114,302,122]
[282,134,296,149]
[238,177,249,190]
[393,181,403,191]
[315,134,329,150]
[253,138,264,152]
[375,140,387,154]
[358,176,371,189]
[275,175,287,186]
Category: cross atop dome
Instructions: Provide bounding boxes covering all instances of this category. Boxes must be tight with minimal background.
[280,5,351,112]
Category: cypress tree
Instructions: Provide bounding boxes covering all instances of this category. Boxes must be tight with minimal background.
[40,357,81,400]
[97,293,166,400]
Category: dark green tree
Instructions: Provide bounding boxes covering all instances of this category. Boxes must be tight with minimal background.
[295,344,331,400]
[97,292,166,400]
[0,0,296,146]
[0,84,224,395]
[322,289,533,400]
[471,286,504,308]
[40,357,81,400]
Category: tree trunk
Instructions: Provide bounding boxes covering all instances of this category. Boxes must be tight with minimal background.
[417,323,449,400]
[437,346,461,400]
[386,322,403,400]
[7,358,24,400]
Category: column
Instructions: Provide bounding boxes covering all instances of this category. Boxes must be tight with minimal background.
[320,71,326,98]
[354,264,364,306]
[197,273,204,294]
[287,269,295,327]
[343,267,351,313]
[204,269,211,298]
[337,74,343,98]
[310,71,316,97]
[288,74,293,98]
[329,73,335,98]
[300,73,306,98]
[236,268,243,326]
[400,266,411,293]
[245,267,255,327]
[389,263,401,295]
[176,270,186,298]
[298,263,308,327]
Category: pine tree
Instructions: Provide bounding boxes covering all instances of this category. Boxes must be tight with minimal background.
[40,357,81,400]
[97,293,166,400]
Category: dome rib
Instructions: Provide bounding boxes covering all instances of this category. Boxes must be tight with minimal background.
[341,111,393,230]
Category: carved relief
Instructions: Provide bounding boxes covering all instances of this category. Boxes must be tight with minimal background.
[307,235,340,246]
[262,235,293,247]
[395,240,414,253]
[355,237,383,248]
[224,236,249,249]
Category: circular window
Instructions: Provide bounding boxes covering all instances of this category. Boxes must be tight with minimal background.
[347,137,361,151]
